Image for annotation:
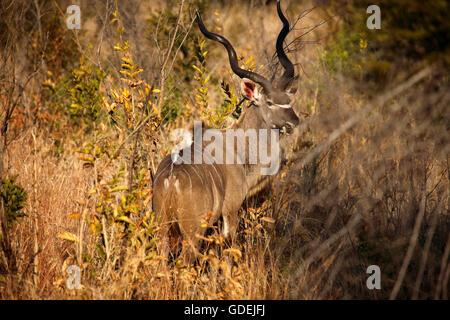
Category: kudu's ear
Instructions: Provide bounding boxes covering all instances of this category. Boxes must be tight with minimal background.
[240,78,261,102]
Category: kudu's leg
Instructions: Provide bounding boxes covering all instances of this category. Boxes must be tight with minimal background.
[158,221,183,264]
[178,220,203,265]
[222,211,239,245]
[221,192,244,245]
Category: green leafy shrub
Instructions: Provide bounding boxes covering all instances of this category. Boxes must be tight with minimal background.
[1,176,28,228]
[63,9,162,267]
[69,56,106,126]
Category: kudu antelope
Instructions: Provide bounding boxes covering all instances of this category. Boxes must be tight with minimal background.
[153,2,299,263]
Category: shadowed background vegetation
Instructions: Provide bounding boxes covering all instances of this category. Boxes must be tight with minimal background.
[0,0,448,299]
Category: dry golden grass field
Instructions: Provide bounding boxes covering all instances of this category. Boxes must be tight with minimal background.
[0,0,448,300]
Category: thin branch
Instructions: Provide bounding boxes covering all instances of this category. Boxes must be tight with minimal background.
[156,0,185,113]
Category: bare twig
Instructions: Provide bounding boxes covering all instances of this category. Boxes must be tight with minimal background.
[156,0,185,113]
[434,233,450,299]
[390,188,427,299]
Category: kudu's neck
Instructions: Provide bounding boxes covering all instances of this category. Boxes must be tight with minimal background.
[229,105,276,197]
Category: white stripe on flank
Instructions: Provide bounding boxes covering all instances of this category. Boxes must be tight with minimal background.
[223,218,229,237]
[164,178,169,190]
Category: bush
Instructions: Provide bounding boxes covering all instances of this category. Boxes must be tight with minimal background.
[1,176,28,228]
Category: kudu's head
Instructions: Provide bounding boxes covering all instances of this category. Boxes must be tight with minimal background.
[196,1,299,132]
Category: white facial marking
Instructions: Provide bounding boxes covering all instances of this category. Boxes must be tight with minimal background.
[267,103,291,109]
[276,104,291,109]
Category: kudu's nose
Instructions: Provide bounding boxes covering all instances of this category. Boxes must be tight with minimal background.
[281,108,300,135]
[287,107,300,127]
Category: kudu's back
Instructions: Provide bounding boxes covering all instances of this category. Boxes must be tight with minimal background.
[153,130,248,261]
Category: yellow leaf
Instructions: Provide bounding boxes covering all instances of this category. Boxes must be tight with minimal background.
[120,70,132,77]
[122,88,130,98]
[116,216,134,225]
[78,156,94,163]
[132,69,143,77]
[261,217,275,224]
[105,102,116,113]
[110,185,128,192]
[53,278,65,287]
[88,188,97,195]
[361,137,367,145]
[151,103,160,117]
[152,89,161,93]
[143,194,153,207]
[223,248,242,258]
[192,65,202,73]
[57,232,79,242]
[111,89,120,100]
[69,212,81,219]
[121,57,133,64]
